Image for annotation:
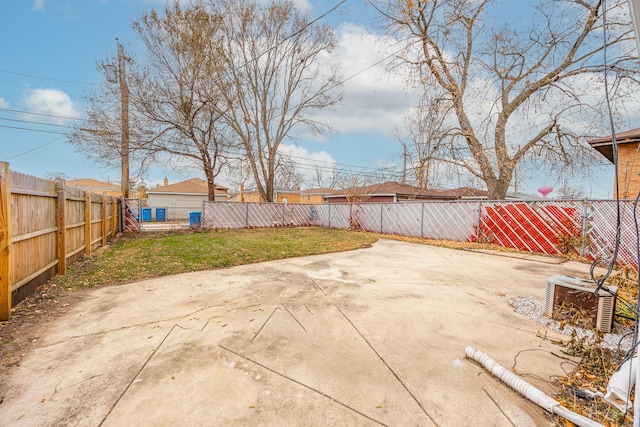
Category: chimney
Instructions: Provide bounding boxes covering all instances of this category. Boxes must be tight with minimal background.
[164,177,168,187]
[240,183,245,192]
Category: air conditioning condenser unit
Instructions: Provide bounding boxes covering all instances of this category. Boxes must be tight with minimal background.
[544,275,617,333]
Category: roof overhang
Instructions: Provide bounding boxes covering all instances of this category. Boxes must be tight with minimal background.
[324,193,452,200]
[588,128,640,164]
[147,191,208,196]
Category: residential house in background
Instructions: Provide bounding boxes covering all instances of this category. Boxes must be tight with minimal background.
[300,187,338,204]
[66,178,122,197]
[235,185,301,203]
[324,181,489,203]
[588,128,637,199]
[147,178,229,220]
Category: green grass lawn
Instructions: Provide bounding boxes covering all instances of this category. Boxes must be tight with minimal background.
[52,227,378,290]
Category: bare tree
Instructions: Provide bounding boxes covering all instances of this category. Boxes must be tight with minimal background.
[274,154,304,189]
[224,157,254,194]
[557,178,587,199]
[211,0,341,202]
[68,51,154,187]
[375,0,638,199]
[308,165,343,189]
[130,2,231,201]
[396,88,452,189]
[334,173,387,203]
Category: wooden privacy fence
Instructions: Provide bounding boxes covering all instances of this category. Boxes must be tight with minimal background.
[0,163,122,320]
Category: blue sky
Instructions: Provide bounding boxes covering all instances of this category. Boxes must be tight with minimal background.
[0,0,621,197]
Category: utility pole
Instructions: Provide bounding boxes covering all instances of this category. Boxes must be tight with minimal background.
[402,145,407,185]
[117,39,130,198]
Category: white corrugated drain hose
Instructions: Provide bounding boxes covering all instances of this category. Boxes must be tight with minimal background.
[465,346,603,427]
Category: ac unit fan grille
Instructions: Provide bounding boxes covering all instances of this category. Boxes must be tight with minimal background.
[544,275,617,333]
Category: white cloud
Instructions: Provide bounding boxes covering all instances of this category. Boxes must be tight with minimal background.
[310,24,417,138]
[22,88,81,124]
[0,97,9,109]
[279,143,337,185]
[33,0,45,11]
[291,0,313,12]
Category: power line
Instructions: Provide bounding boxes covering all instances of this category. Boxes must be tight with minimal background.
[0,117,77,129]
[0,108,83,121]
[0,124,67,135]
[2,135,65,161]
[0,1,350,162]
[0,69,97,86]
[217,0,348,84]
[0,1,406,176]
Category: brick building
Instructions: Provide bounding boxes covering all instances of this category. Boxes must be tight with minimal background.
[323,181,489,203]
[588,128,640,199]
[235,185,301,203]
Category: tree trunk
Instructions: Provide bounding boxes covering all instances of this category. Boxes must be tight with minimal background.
[204,166,217,202]
[486,168,514,200]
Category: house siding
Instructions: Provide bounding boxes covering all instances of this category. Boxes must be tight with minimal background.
[300,194,325,204]
[146,193,210,220]
[236,191,301,203]
[617,143,640,199]
[327,195,395,204]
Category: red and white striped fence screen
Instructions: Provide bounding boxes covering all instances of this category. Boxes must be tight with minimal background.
[202,200,639,267]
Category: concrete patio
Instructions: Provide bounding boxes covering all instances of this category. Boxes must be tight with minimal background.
[1,239,599,426]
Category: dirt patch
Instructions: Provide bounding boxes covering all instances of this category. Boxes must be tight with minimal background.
[0,283,87,374]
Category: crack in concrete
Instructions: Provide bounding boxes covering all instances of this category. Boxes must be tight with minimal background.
[483,388,517,427]
[47,373,104,402]
[41,305,219,348]
[306,274,440,426]
[219,344,389,426]
[282,305,307,333]
[98,323,186,427]
[252,307,281,341]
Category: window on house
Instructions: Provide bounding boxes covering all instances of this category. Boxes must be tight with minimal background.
[282,197,288,204]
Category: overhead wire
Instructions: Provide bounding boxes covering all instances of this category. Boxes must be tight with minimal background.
[0,107,84,121]
[0,1,352,165]
[0,124,68,135]
[214,0,348,85]
[0,68,97,86]
[0,117,78,129]
[2,135,65,161]
[591,1,640,401]
[0,0,409,183]
[591,0,622,294]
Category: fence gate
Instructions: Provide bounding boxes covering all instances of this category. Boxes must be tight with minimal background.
[125,198,141,231]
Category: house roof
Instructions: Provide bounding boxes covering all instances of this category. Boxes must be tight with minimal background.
[67,178,120,192]
[325,181,488,200]
[587,128,640,163]
[444,187,490,199]
[239,186,301,194]
[301,187,339,195]
[147,178,228,195]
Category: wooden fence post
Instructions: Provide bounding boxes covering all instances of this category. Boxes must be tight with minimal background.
[111,196,117,236]
[0,162,12,320]
[101,192,107,245]
[85,191,92,256]
[56,178,66,276]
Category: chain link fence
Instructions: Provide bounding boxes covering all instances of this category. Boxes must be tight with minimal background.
[203,200,640,266]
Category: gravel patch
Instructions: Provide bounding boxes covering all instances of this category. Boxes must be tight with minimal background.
[510,296,635,353]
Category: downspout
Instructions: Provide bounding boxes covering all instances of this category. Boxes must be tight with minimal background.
[465,346,603,427]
